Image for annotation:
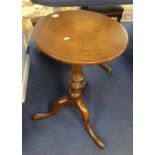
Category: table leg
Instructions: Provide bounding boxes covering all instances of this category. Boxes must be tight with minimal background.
[32,96,70,120]
[69,65,105,149]
[75,98,105,149]
[99,63,112,75]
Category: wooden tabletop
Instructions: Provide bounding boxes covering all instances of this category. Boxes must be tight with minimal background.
[32,10,128,65]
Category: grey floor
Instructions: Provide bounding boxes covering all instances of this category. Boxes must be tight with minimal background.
[22,23,133,155]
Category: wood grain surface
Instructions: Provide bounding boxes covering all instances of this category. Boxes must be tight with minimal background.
[32,10,128,65]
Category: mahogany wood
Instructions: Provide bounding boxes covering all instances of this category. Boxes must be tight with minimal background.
[32,10,128,149]
[32,10,128,65]
[99,63,112,75]
[81,6,124,74]
[32,96,70,120]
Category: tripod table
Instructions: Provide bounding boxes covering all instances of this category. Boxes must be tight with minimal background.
[31,10,128,149]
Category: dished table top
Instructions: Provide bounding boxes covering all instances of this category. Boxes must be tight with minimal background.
[32,10,128,65]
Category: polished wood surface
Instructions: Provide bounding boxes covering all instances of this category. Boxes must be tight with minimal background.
[32,10,128,65]
[32,65,105,149]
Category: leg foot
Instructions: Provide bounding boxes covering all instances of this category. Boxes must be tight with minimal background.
[75,98,105,149]
[99,63,112,75]
[32,96,70,120]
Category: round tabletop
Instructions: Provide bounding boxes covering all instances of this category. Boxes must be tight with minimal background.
[32,10,128,65]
